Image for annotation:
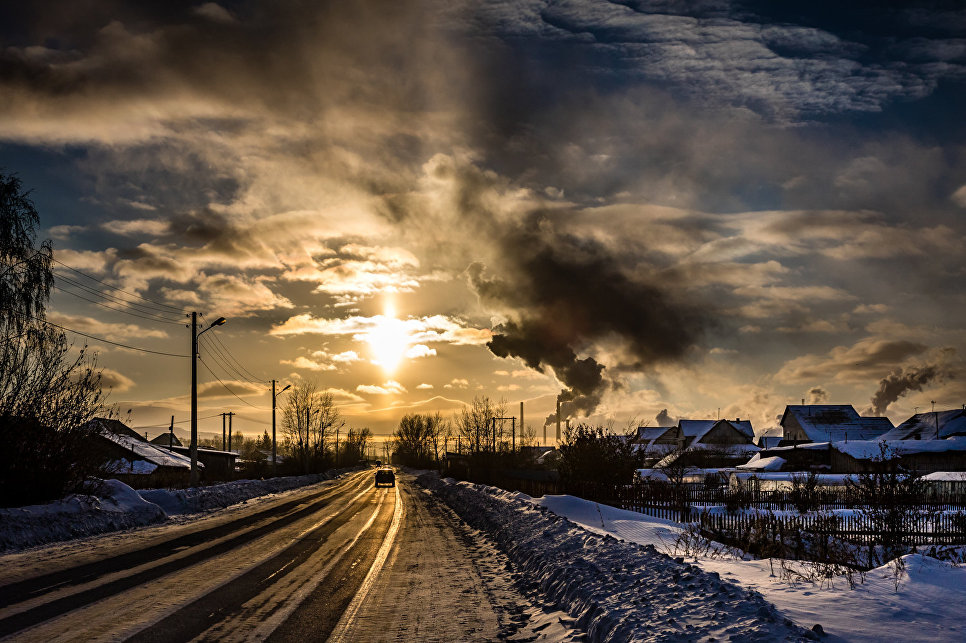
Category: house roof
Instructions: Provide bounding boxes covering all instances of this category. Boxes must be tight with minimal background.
[679,419,755,442]
[736,454,786,472]
[832,436,966,460]
[781,405,893,442]
[150,432,183,447]
[100,428,198,469]
[881,409,966,440]
[636,426,674,442]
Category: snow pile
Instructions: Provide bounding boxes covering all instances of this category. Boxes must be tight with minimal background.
[0,479,166,552]
[419,474,810,642]
[0,468,361,552]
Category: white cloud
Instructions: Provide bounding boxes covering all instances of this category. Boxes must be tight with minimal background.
[356,380,407,395]
[416,383,434,390]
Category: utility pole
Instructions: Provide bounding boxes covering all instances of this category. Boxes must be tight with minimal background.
[227,411,235,451]
[169,416,175,450]
[190,312,198,486]
[335,427,340,467]
[190,313,226,487]
[271,380,290,477]
[222,412,227,451]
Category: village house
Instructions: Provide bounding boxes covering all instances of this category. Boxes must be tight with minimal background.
[652,418,759,469]
[90,418,196,488]
[880,408,966,440]
[779,404,893,445]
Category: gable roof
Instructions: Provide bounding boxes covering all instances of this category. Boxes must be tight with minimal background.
[99,426,197,469]
[150,432,183,447]
[636,426,675,442]
[679,420,716,439]
[882,409,966,440]
[781,405,893,442]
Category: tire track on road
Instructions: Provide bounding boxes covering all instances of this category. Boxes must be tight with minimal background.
[0,472,371,638]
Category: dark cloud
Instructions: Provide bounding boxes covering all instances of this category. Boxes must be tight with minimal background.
[869,364,951,415]
[470,206,708,420]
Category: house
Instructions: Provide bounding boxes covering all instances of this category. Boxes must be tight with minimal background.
[780,405,893,445]
[829,437,966,474]
[89,418,196,488]
[633,425,678,465]
[150,432,183,448]
[881,408,966,441]
[755,427,783,449]
[654,419,759,469]
[168,445,237,480]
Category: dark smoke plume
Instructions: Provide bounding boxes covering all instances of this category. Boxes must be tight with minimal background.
[655,409,676,427]
[806,387,829,404]
[869,365,948,415]
[473,212,708,423]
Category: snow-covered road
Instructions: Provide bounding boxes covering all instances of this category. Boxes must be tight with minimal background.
[0,470,580,642]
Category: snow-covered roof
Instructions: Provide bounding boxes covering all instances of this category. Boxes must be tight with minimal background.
[832,436,966,460]
[921,471,966,482]
[105,459,159,475]
[100,429,198,469]
[679,420,716,438]
[882,409,966,440]
[782,405,893,442]
[636,426,674,442]
[737,454,786,471]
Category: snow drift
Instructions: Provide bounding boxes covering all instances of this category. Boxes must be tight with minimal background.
[0,469,358,552]
[419,473,811,642]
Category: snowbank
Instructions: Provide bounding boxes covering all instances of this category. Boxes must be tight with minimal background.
[0,468,359,552]
[0,479,166,552]
[419,473,810,642]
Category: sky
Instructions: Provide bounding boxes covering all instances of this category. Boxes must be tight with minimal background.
[1,0,965,441]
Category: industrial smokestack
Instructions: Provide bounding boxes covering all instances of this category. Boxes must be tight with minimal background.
[556,399,561,443]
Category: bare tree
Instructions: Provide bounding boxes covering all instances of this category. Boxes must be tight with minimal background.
[1,173,109,506]
[281,381,344,473]
[453,395,506,454]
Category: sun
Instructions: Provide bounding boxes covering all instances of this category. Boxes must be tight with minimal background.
[366,309,410,372]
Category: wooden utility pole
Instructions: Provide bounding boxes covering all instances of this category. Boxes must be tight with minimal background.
[190,312,198,486]
[227,411,235,451]
[169,416,175,449]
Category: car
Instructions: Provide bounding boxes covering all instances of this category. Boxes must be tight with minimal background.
[375,467,395,488]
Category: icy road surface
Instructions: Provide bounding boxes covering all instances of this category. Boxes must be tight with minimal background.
[0,469,579,642]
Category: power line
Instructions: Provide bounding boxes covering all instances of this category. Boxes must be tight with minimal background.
[131,412,224,430]
[2,308,188,357]
[201,313,267,383]
[54,283,185,326]
[49,256,187,314]
[198,334,264,386]
[198,357,263,409]
[53,272,184,323]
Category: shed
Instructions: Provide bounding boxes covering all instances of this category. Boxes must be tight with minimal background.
[830,437,966,474]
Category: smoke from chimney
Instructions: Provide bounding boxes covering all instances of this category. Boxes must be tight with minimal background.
[869,365,949,415]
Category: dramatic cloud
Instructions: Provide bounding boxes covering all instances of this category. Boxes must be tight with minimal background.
[197,379,263,399]
[776,338,930,383]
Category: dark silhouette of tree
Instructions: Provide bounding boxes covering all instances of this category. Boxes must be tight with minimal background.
[557,423,642,488]
[0,173,109,506]
[391,413,443,467]
[453,395,505,454]
[280,381,344,473]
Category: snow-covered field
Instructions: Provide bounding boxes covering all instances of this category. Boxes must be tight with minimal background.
[0,470,352,552]
[531,491,966,642]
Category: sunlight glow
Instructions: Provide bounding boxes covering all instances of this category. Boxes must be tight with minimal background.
[365,309,411,373]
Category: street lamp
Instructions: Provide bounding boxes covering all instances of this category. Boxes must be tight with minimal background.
[271,380,291,476]
[190,313,226,486]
